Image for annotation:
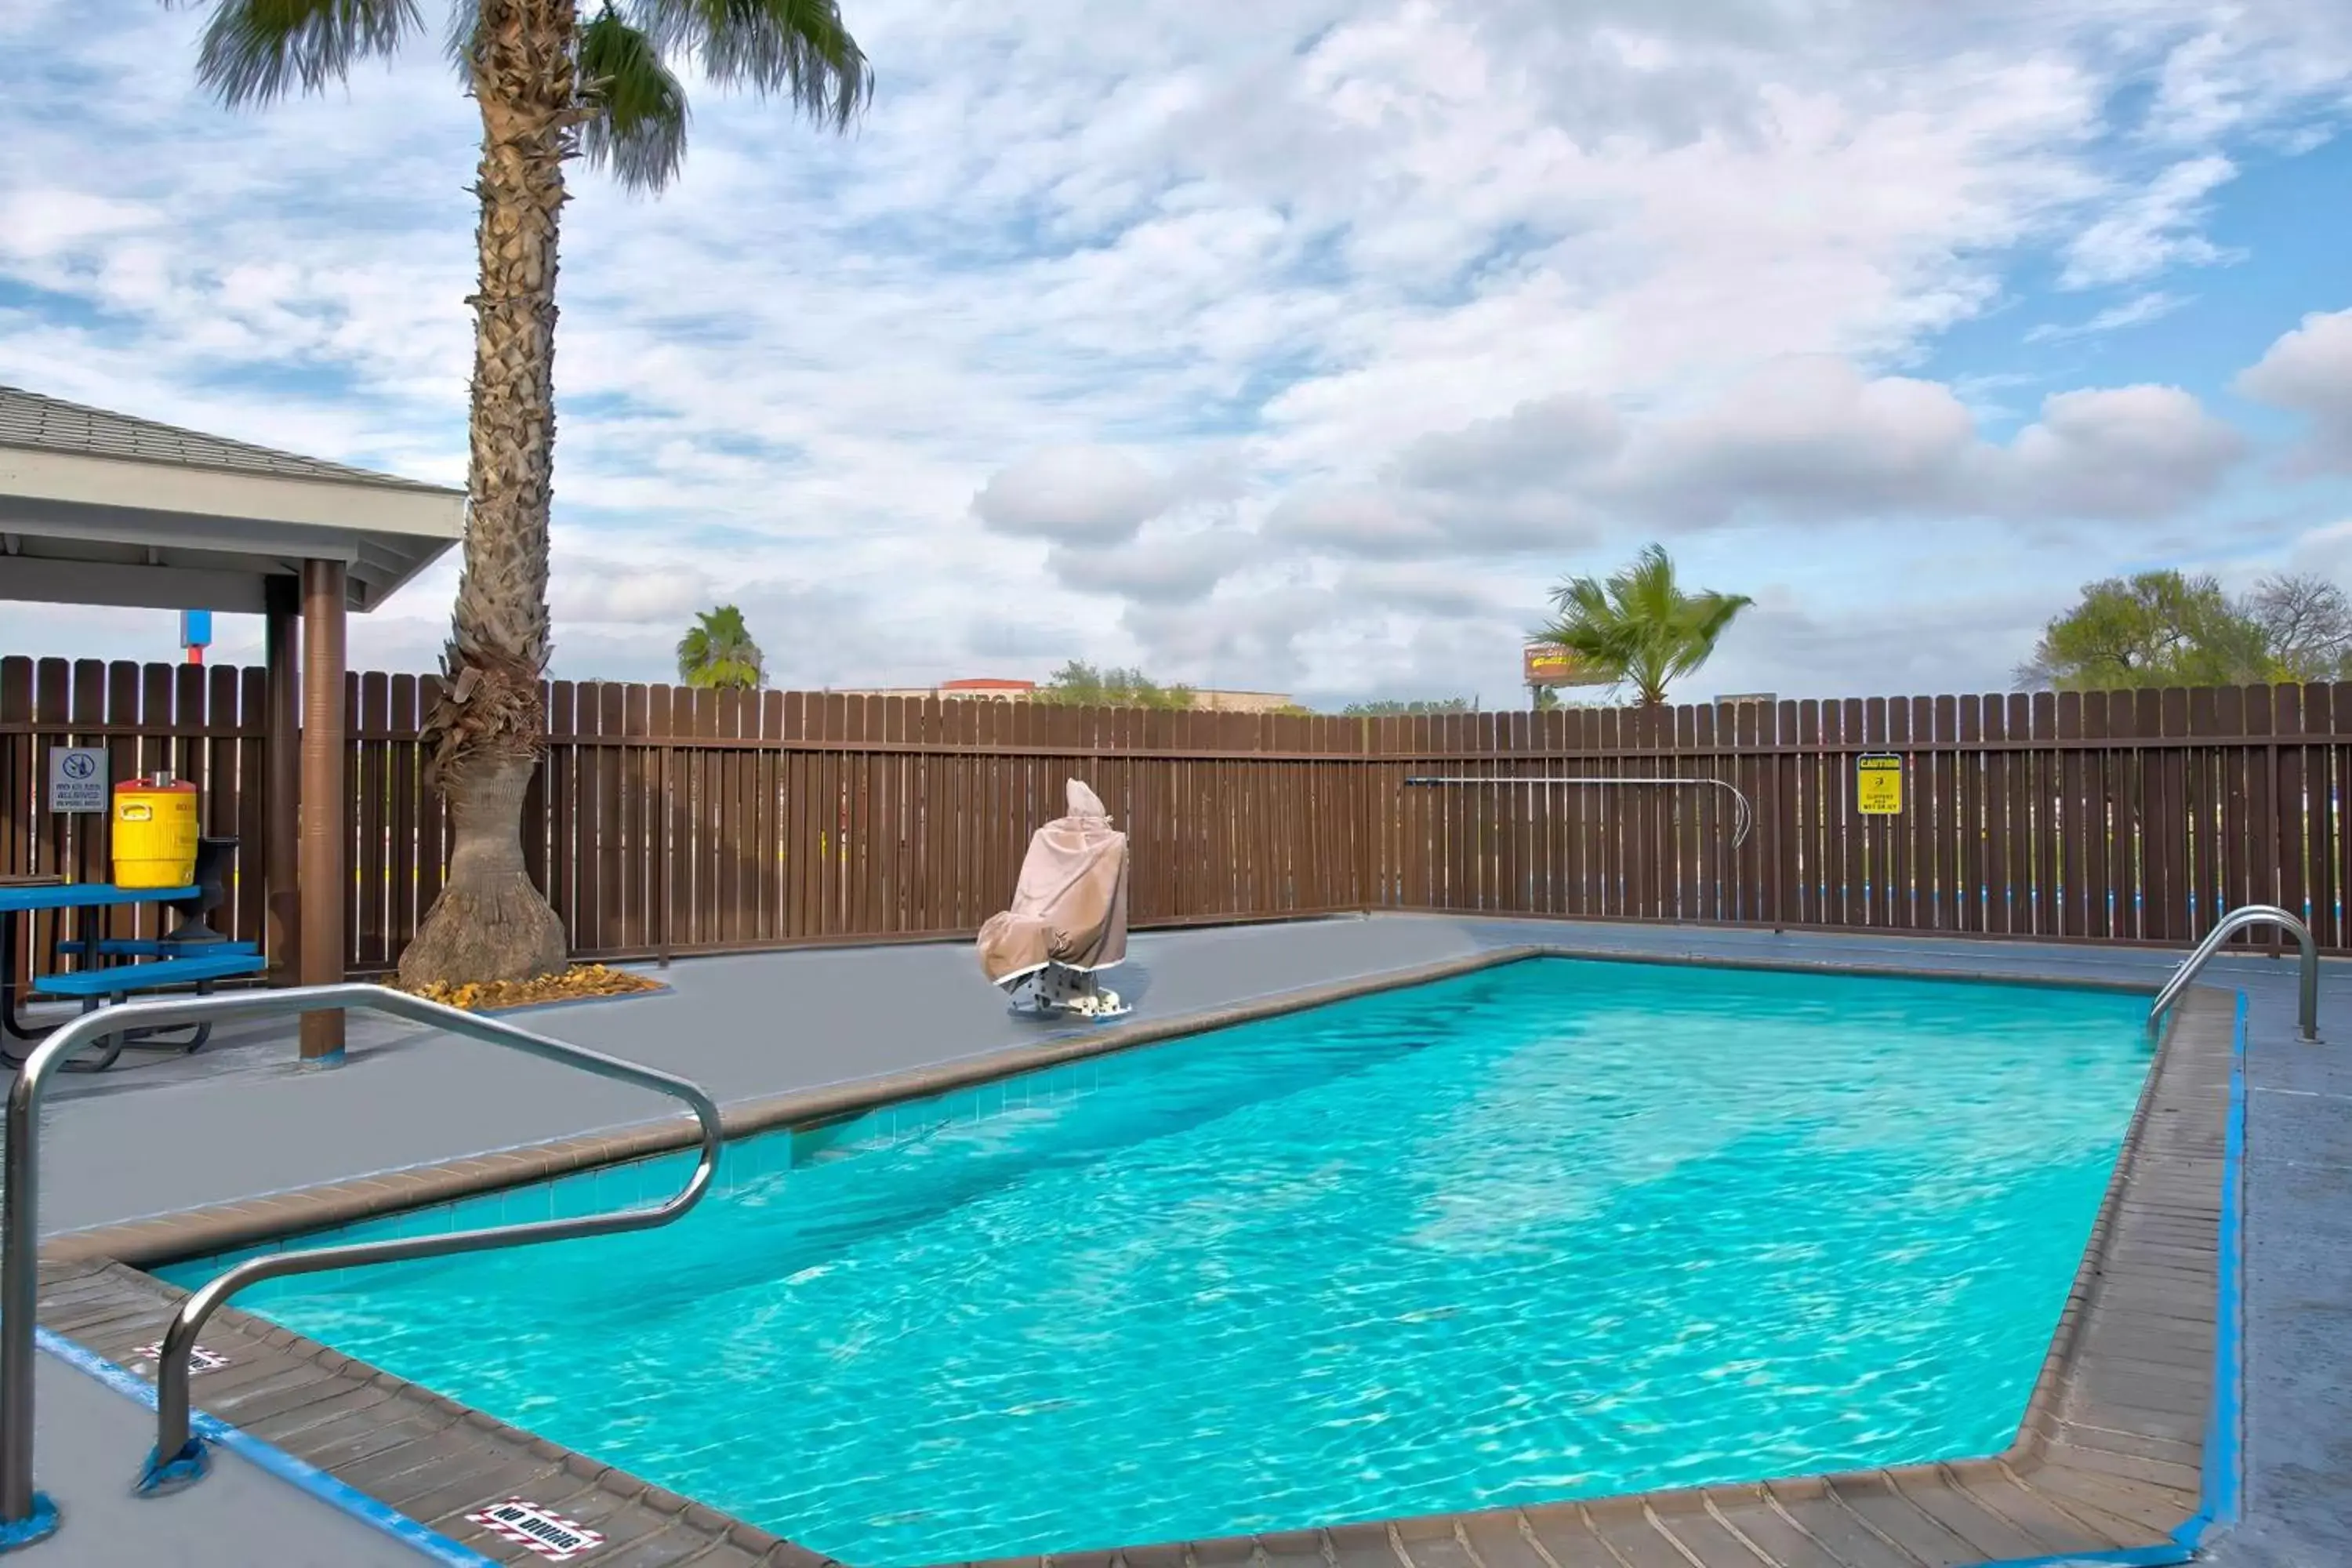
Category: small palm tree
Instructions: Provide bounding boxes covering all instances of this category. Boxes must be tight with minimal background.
[1535,544,1752,708]
[174,0,871,985]
[677,605,764,690]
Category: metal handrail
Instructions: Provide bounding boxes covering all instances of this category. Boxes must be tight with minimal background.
[2148,904,2319,1042]
[0,982,724,1542]
[1402,775,1755,848]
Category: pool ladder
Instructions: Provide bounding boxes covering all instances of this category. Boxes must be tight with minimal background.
[2147,903,2320,1043]
[0,983,724,1553]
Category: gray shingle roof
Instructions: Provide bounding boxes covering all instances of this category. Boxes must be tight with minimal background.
[0,385,458,494]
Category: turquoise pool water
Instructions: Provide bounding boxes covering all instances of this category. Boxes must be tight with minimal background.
[165,957,2152,1566]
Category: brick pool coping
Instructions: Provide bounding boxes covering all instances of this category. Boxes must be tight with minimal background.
[32,946,2231,1568]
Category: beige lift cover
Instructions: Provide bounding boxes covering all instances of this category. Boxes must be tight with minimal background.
[976,779,1130,985]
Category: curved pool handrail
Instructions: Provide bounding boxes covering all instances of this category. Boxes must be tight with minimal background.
[2148,904,2319,1043]
[1400,775,1755,849]
[0,982,724,1544]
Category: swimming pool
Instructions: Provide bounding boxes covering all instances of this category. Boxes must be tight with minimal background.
[161,956,2154,1566]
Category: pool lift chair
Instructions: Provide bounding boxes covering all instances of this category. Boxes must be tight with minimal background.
[977,780,1133,1022]
[1014,954,1129,1022]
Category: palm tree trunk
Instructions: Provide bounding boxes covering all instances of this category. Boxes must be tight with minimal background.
[398,0,576,986]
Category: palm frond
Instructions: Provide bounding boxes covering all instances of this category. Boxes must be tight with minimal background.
[1537,544,1751,707]
[439,0,478,75]
[173,0,424,107]
[677,606,764,688]
[629,0,872,128]
[579,9,690,191]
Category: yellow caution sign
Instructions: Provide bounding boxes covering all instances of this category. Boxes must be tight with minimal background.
[1856,753,1903,815]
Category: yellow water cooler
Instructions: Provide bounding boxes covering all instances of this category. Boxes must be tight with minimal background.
[112,773,201,889]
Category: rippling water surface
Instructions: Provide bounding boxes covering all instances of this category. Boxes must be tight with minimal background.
[169,958,2151,1566]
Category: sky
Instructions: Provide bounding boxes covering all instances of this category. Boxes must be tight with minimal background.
[2,0,2351,710]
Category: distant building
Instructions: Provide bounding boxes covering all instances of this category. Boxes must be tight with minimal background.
[823,677,1293,712]
[938,678,1036,702]
[1186,689,1294,713]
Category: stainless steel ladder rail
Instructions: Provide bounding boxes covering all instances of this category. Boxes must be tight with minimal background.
[2147,904,2320,1042]
[0,982,725,1548]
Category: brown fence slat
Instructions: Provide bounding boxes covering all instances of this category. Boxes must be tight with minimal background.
[2315,685,2346,949]
[387,675,420,964]
[234,666,268,956]
[586,682,619,955]
[2276,685,2308,941]
[2008,694,2039,937]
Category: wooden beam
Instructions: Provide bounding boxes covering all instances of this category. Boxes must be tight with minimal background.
[0,556,271,613]
[298,558,347,1062]
[264,576,299,983]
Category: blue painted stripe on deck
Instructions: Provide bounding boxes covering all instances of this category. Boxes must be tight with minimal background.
[1973,988,2249,1568]
[34,1327,497,1566]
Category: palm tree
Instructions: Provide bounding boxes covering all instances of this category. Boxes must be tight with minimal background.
[677,604,764,689]
[176,0,871,985]
[1534,544,1752,708]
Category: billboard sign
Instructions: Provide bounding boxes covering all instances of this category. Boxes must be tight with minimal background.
[1522,643,1612,688]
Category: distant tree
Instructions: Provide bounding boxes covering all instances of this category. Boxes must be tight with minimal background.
[676,605,765,690]
[1341,697,1477,717]
[2245,573,2352,681]
[1534,544,1752,708]
[1035,659,1197,710]
[1530,684,1560,712]
[2016,572,2277,691]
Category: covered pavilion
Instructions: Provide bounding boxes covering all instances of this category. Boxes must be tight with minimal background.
[0,385,463,1058]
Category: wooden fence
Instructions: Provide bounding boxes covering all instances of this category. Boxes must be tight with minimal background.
[4,656,2348,976]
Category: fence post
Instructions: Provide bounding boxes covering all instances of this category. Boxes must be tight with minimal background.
[657,744,673,970]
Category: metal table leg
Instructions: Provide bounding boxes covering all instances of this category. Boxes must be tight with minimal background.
[2,907,94,1052]
[0,911,26,1044]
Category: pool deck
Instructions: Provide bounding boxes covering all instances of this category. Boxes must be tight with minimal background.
[10,913,2350,1566]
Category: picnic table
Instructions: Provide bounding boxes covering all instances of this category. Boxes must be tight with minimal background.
[0,877,202,1044]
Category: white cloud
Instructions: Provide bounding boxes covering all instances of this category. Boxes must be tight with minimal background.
[1262,482,1585,560]
[2140,11,2352,148]
[2286,517,2352,579]
[971,445,1175,544]
[2235,307,2352,474]
[1256,360,2245,558]
[1997,384,2248,519]
[1044,524,1252,602]
[1392,394,1622,492]
[1717,591,2059,703]
[1610,358,1982,528]
[2058,154,2239,289]
[549,559,717,626]
[2023,289,2189,343]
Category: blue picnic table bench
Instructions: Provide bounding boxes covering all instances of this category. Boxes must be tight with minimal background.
[0,845,266,1070]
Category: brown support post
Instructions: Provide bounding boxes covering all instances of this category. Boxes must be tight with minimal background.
[299,560,348,1062]
[263,576,301,982]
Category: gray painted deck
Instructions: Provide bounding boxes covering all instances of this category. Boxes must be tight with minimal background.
[25,1345,440,1566]
[11,913,2349,1566]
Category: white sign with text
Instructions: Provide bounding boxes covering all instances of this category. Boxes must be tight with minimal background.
[46,748,106,814]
